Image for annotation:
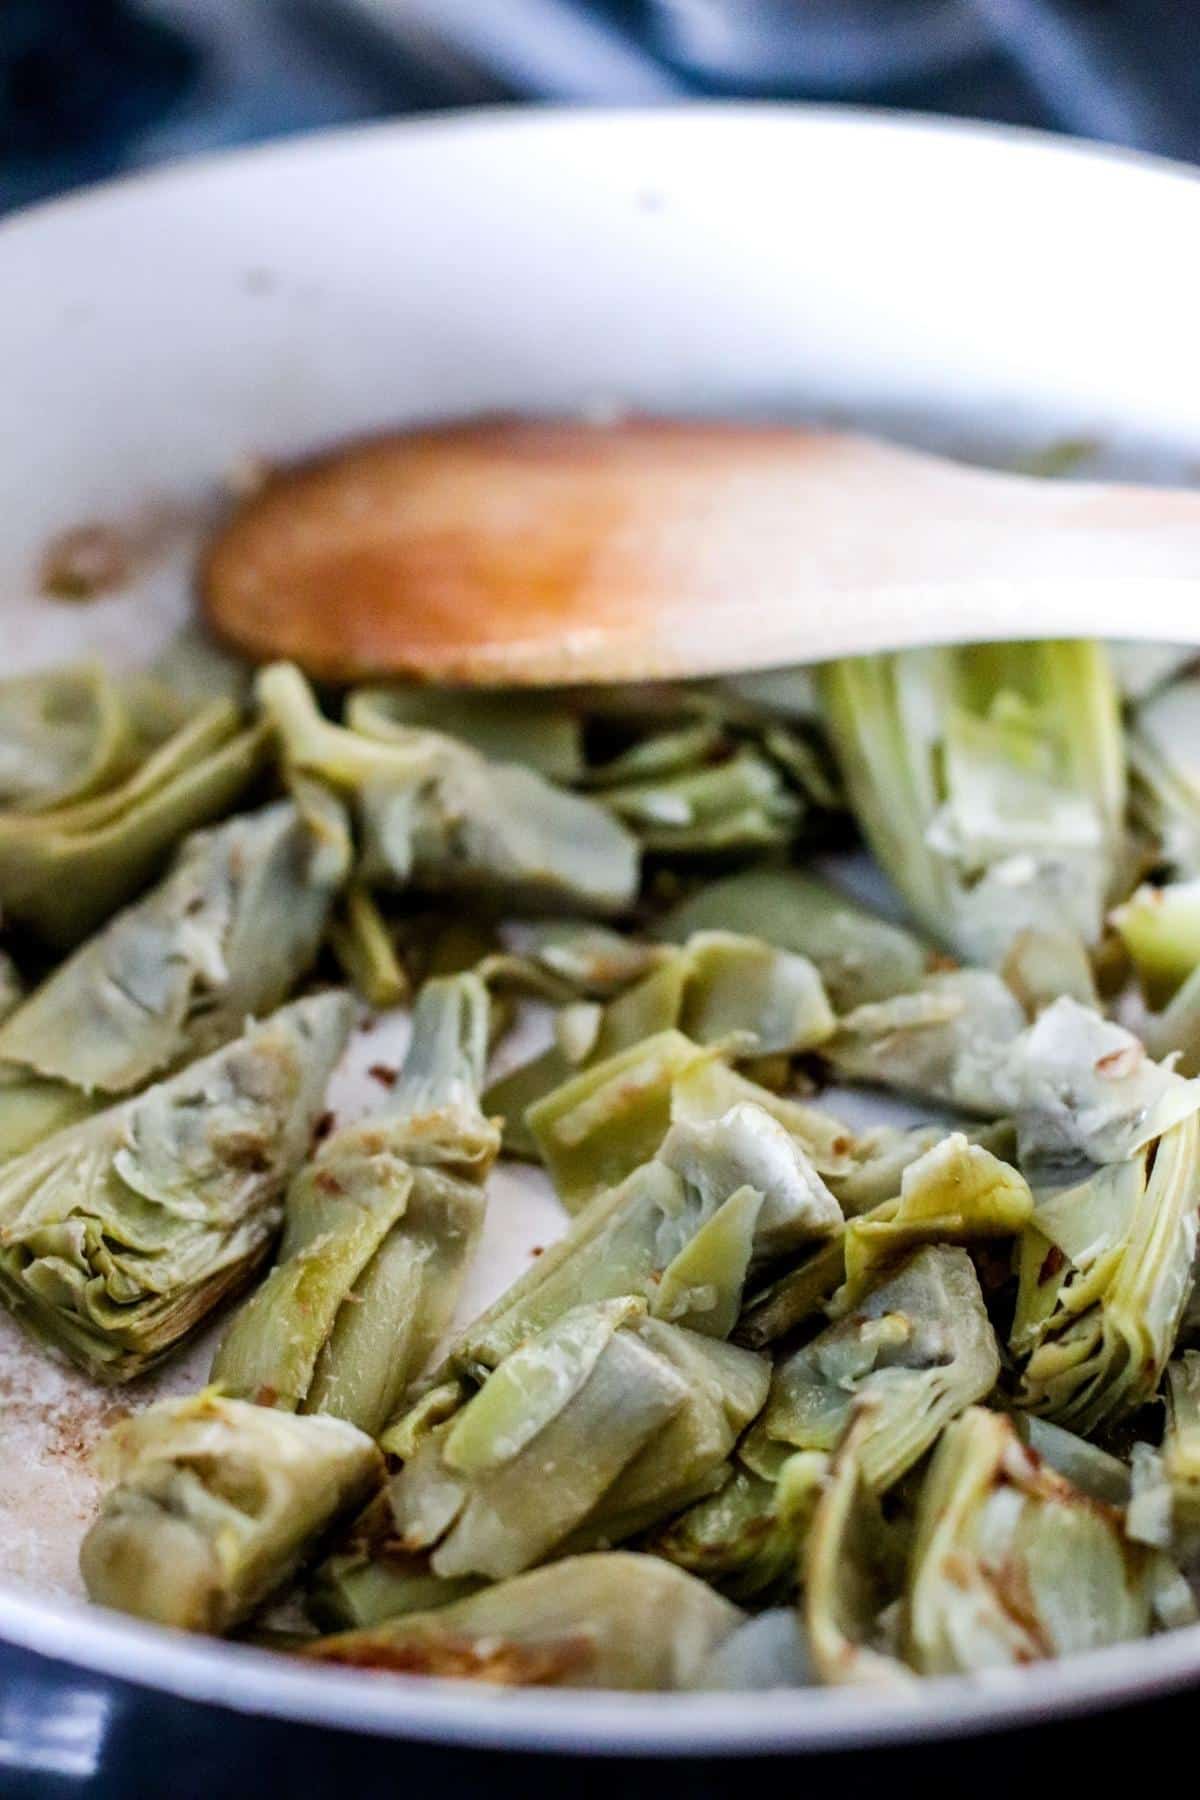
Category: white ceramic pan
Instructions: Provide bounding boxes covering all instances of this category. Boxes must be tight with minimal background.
[2,106,1200,1756]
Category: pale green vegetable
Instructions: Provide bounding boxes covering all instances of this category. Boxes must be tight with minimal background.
[486,930,834,1161]
[596,747,802,855]
[347,684,583,781]
[1112,880,1200,1008]
[306,1553,744,1690]
[483,920,669,1004]
[1128,672,1200,874]
[0,702,269,946]
[80,1392,382,1633]
[649,1452,827,1606]
[260,663,639,916]
[1146,963,1200,1077]
[522,1030,710,1209]
[824,969,1025,1115]
[667,1057,855,1183]
[0,662,138,813]
[1000,927,1098,1016]
[0,992,352,1381]
[742,1246,999,1492]
[1012,1109,1200,1431]
[734,1128,1021,1350]
[655,867,929,1011]
[906,1408,1153,1674]
[308,1487,483,1630]
[804,1419,913,1687]
[454,1100,841,1372]
[213,975,496,1435]
[389,1298,768,1582]
[1126,1355,1200,1563]
[326,883,409,1008]
[820,641,1126,963]
[1011,1415,1130,1506]
[995,996,1200,1173]
[831,1133,1032,1314]
[0,800,348,1103]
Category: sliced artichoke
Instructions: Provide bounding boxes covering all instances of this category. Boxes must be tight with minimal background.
[656,867,929,1011]
[80,1392,382,1633]
[0,662,138,813]
[824,970,1026,1115]
[597,746,802,856]
[832,1132,1032,1313]
[742,1246,999,1492]
[0,701,268,946]
[906,1407,1154,1674]
[213,974,496,1435]
[0,799,348,1105]
[259,663,638,916]
[804,1418,913,1687]
[1011,1109,1200,1431]
[306,1552,743,1690]
[486,929,834,1161]
[388,1298,768,1582]
[1112,879,1200,1009]
[820,641,1126,963]
[347,683,584,782]
[648,1452,827,1605]
[326,883,409,1008]
[0,992,352,1380]
[458,1100,839,1374]
[1128,671,1200,874]
[994,996,1200,1172]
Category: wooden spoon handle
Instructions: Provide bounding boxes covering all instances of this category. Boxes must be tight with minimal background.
[202,419,1200,685]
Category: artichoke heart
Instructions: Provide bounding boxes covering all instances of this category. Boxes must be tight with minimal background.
[213,974,497,1435]
[1012,1109,1200,1431]
[824,970,1025,1115]
[994,996,1200,1172]
[0,699,268,947]
[906,1407,1154,1674]
[820,641,1125,963]
[258,662,639,915]
[80,1391,382,1633]
[454,1100,842,1372]
[742,1246,1000,1492]
[486,928,834,1163]
[0,799,349,1116]
[0,992,353,1381]
[388,1298,768,1582]
[306,1552,744,1690]
[656,866,930,1012]
[0,661,138,814]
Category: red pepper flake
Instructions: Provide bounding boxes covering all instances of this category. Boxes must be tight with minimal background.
[368,1063,399,1089]
[313,1111,335,1143]
[529,1245,544,1258]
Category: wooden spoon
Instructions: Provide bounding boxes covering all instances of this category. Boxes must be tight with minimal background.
[201,418,1200,685]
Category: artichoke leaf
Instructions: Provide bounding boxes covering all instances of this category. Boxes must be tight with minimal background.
[80,1391,382,1634]
[259,663,638,916]
[656,866,929,1012]
[832,1133,1032,1314]
[390,1299,767,1582]
[486,930,834,1162]
[213,974,497,1435]
[0,702,269,947]
[456,1101,841,1372]
[742,1246,999,1493]
[347,683,583,782]
[306,1552,744,1691]
[824,970,1025,1116]
[906,1407,1154,1674]
[0,799,348,1101]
